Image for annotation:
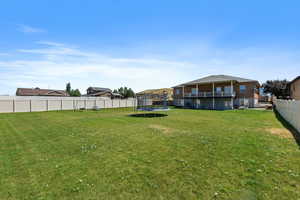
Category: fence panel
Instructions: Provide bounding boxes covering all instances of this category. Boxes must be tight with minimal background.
[120,100,126,107]
[96,100,105,108]
[275,99,300,132]
[85,100,95,109]
[105,100,113,108]
[62,100,74,110]
[48,100,62,111]
[0,100,13,113]
[31,100,47,112]
[0,97,136,113]
[15,100,30,112]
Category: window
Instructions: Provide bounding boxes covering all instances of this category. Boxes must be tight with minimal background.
[224,86,231,94]
[216,87,222,93]
[240,85,246,93]
[191,88,197,95]
[176,89,181,95]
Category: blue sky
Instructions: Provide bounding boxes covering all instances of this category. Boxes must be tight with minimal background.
[0,0,299,95]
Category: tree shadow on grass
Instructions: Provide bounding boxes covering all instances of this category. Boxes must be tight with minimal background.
[274,109,300,148]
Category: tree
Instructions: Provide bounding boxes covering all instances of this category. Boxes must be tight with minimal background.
[113,89,118,93]
[113,87,135,98]
[262,80,290,99]
[66,82,71,95]
[127,88,135,98]
[71,89,81,97]
[65,82,81,97]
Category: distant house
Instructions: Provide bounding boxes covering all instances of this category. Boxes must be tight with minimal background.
[172,75,260,110]
[137,88,173,105]
[86,87,122,98]
[16,88,69,97]
[289,76,300,100]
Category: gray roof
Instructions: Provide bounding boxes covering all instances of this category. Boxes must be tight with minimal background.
[173,75,258,87]
[87,87,112,92]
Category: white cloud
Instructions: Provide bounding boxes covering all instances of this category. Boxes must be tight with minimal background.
[37,41,65,47]
[0,42,193,94]
[0,41,299,95]
[17,24,46,33]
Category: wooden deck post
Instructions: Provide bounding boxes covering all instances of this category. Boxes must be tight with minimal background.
[196,84,199,108]
[231,81,234,109]
[212,82,215,110]
[182,86,185,107]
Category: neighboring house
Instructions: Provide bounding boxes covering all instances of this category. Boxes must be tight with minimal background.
[16,88,69,96]
[136,88,173,105]
[258,88,271,102]
[86,87,122,98]
[173,75,260,110]
[289,76,300,100]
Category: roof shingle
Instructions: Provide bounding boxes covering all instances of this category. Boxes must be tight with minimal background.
[173,75,259,87]
[16,88,69,96]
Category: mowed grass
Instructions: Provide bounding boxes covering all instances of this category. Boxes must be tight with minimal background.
[0,108,300,200]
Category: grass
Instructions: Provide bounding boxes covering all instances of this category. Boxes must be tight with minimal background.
[0,108,300,200]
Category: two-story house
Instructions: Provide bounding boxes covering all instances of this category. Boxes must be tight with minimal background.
[172,75,260,110]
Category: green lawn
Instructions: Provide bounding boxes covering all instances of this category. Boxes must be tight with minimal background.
[0,109,299,200]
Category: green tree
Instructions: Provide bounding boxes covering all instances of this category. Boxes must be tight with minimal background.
[71,89,81,97]
[66,82,81,97]
[113,87,135,98]
[262,80,289,99]
[66,82,71,95]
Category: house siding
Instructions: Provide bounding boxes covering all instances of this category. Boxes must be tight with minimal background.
[290,79,300,100]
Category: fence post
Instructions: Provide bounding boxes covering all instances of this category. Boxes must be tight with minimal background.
[85,99,87,110]
[61,99,63,111]
[46,100,48,111]
[29,99,32,112]
[13,99,15,113]
[104,100,106,109]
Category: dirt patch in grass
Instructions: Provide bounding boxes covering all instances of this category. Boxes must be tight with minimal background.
[266,128,293,139]
[149,124,173,134]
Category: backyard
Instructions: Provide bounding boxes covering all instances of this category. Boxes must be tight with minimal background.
[0,108,299,200]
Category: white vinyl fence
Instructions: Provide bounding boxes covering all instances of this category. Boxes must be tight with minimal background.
[274,99,300,132]
[0,96,137,113]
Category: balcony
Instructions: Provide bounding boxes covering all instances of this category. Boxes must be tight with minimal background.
[184,91,236,98]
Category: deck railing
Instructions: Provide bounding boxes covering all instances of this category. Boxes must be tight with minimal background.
[184,91,236,98]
